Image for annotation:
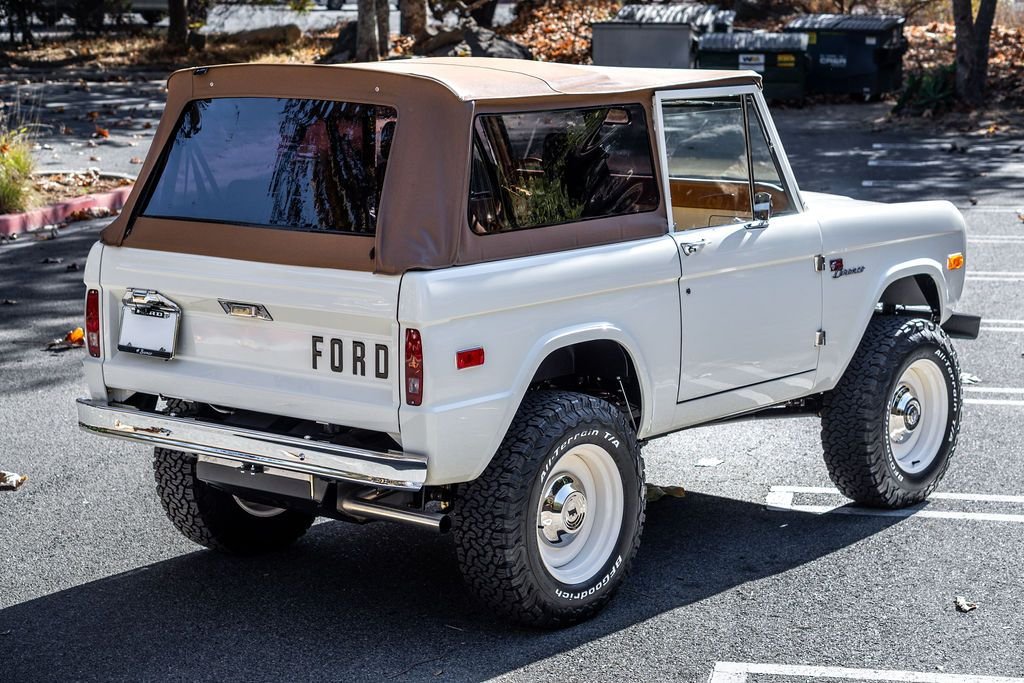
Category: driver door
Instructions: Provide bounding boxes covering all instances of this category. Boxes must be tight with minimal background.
[655,89,823,415]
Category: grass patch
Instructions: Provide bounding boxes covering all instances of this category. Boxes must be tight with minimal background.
[0,120,37,215]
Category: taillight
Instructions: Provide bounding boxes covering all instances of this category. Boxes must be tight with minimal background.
[85,289,100,358]
[405,328,423,406]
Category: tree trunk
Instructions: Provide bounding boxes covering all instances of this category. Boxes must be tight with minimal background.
[951,0,998,106]
[167,0,189,49]
[375,0,390,57]
[400,0,427,36]
[356,0,381,61]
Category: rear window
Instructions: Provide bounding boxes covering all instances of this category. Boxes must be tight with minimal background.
[469,105,659,234]
[141,97,397,235]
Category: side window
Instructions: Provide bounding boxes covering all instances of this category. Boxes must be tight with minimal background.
[661,97,752,231]
[745,96,796,216]
[468,105,659,234]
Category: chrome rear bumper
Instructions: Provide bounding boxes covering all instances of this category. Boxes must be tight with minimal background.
[76,398,427,490]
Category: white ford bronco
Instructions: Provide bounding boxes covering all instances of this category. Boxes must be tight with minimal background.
[77,58,980,627]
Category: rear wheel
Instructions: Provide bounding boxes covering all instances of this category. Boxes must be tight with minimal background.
[821,317,962,508]
[153,448,315,554]
[453,391,645,627]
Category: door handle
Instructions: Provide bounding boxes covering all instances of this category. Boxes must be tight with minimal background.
[679,239,707,256]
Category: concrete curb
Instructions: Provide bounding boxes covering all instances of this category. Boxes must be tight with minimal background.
[0,185,133,237]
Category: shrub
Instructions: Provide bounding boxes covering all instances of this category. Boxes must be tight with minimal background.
[0,124,37,215]
[893,63,956,117]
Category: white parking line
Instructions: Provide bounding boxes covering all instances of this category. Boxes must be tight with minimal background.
[976,319,1024,333]
[765,487,1024,522]
[966,276,1024,282]
[867,158,946,167]
[968,236,1024,243]
[965,398,1024,406]
[771,486,1024,504]
[871,142,1024,153]
[964,387,1024,394]
[708,661,1024,683]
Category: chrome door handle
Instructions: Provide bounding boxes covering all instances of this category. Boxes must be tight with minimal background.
[679,239,707,256]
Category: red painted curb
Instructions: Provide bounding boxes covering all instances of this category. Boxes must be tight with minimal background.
[0,185,133,237]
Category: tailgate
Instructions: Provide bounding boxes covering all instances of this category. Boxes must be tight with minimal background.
[98,246,401,434]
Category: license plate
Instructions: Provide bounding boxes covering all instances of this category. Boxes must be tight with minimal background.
[117,289,181,360]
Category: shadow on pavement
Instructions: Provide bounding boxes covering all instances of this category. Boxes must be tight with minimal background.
[0,491,904,682]
[0,222,102,393]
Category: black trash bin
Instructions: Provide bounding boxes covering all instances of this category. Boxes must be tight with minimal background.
[591,3,736,69]
[697,32,809,100]
[783,14,907,97]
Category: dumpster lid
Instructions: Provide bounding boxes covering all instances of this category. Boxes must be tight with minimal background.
[784,13,905,32]
[611,3,736,30]
[699,31,808,52]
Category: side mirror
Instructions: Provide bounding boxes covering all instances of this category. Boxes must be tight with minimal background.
[751,191,773,228]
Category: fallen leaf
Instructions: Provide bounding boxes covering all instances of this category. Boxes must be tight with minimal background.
[94,126,110,139]
[40,257,64,264]
[130,156,143,164]
[646,484,686,502]
[0,471,28,491]
[969,197,978,205]
[89,155,101,161]
[66,262,80,272]
[86,110,99,120]
[961,372,983,385]
[954,595,978,612]
[696,457,724,468]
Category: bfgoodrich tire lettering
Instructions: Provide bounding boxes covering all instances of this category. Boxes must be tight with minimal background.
[452,391,645,627]
[153,448,315,554]
[821,317,962,508]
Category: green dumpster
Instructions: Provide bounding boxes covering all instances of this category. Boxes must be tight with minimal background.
[697,32,810,101]
[783,14,907,98]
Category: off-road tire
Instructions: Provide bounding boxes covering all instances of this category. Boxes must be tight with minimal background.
[821,316,962,508]
[153,448,315,554]
[452,391,645,628]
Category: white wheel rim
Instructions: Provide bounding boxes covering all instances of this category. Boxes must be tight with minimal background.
[887,358,949,475]
[232,495,286,518]
[535,443,624,585]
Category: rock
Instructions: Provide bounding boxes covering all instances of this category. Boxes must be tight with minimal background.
[320,20,357,64]
[463,24,531,59]
[414,24,466,55]
[223,24,302,46]
[413,18,532,59]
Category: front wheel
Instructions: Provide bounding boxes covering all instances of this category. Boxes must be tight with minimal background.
[821,317,962,508]
[453,391,645,627]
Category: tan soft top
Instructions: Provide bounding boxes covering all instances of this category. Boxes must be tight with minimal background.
[343,57,760,101]
[104,59,761,274]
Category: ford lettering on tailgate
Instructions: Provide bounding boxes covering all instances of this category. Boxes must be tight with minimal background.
[311,336,389,379]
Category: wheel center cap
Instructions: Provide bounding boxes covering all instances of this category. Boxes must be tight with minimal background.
[889,385,923,445]
[562,491,587,531]
[903,398,922,431]
[539,475,588,546]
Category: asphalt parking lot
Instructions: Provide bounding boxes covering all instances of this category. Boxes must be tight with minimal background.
[1,99,1023,682]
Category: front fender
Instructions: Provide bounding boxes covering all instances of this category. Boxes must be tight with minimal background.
[818,260,951,391]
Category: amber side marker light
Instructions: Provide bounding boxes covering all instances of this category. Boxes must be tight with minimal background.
[85,289,101,358]
[456,347,485,370]
[948,253,965,270]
